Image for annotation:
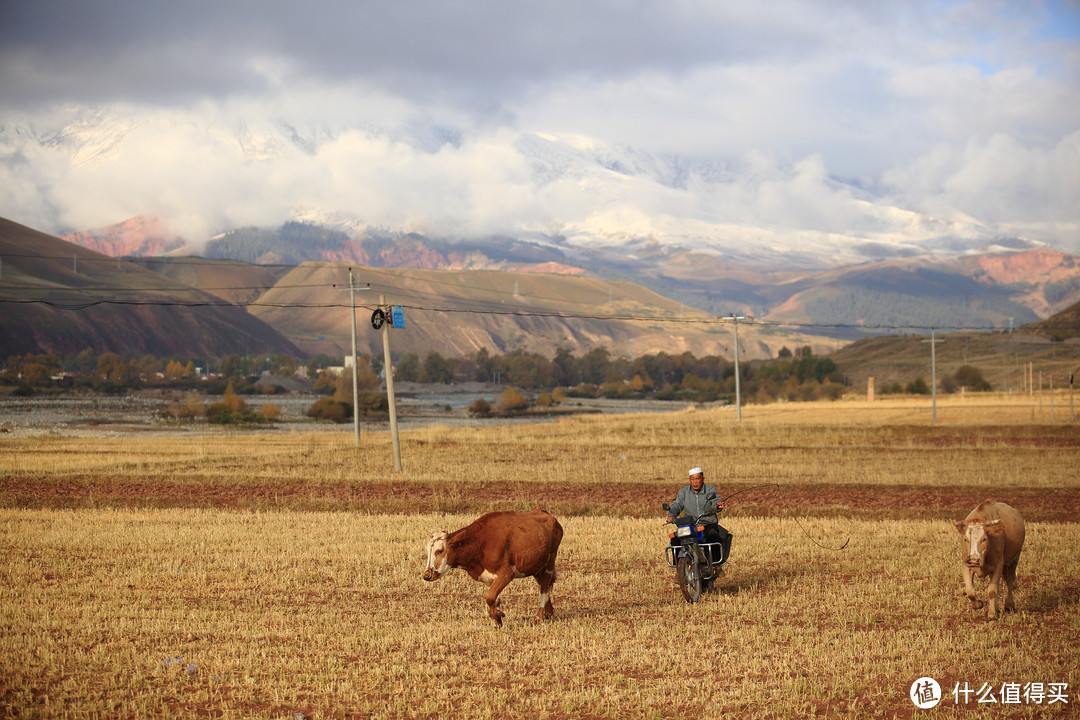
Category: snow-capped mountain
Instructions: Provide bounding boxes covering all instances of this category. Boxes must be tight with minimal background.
[0,108,1045,271]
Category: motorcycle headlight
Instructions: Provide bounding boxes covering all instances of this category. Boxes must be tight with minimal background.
[675,525,693,538]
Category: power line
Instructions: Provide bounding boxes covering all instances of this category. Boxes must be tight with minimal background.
[0,281,337,294]
[2,251,632,307]
[3,294,1076,333]
[3,252,1077,331]
[0,251,305,271]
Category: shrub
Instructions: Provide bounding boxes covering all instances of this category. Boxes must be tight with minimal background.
[468,398,493,418]
[354,391,389,416]
[905,377,930,395]
[496,387,529,414]
[20,363,51,386]
[161,394,205,421]
[819,381,845,400]
[600,382,625,399]
[185,394,205,417]
[306,398,352,423]
[206,402,241,424]
[939,374,957,394]
[878,381,904,395]
[258,403,281,420]
[93,381,126,395]
[953,365,991,391]
[221,383,251,414]
[567,383,598,398]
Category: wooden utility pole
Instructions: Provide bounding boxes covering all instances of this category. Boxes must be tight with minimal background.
[730,314,746,422]
[1050,375,1055,423]
[343,269,369,447]
[380,294,402,472]
[922,330,944,425]
[348,269,361,447]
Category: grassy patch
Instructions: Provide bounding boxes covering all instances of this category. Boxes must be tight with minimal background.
[1,397,1077,717]
[1,511,1076,719]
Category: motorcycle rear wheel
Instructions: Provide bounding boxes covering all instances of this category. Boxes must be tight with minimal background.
[676,555,702,603]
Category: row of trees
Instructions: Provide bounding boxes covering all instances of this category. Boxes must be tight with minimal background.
[2,350,310,395]
[877,365,992,396]
[2,345,995,406]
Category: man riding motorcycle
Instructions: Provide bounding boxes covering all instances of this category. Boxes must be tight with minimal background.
[666,466,733,568]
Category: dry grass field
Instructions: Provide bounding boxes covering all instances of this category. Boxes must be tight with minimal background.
[1,394,1078,719]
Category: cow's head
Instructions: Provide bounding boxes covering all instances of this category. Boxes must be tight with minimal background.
[955,518,1002,568]
[423,530,450,582]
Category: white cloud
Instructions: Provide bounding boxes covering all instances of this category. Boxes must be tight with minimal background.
[884,130,1080,242]
[0,0,1077,256]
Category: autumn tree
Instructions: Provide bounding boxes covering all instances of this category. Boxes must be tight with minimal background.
[496,387,529,414]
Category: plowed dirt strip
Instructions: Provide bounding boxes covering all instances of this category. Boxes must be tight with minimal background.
[2,477,1077,521]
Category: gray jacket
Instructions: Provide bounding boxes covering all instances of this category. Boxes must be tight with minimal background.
[668,483,721,525]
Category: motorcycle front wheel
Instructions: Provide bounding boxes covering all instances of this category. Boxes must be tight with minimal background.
[676,555,702,603]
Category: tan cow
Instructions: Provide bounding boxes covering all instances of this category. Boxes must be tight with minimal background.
[423,509,563,628]
[954,500,1025,620]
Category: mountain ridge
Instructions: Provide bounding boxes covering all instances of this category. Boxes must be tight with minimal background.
[2,216,835,361]
[0,218,302,358]
[62,217,1080,336]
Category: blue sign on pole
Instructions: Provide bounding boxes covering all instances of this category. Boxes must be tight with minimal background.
[391,306,405,328]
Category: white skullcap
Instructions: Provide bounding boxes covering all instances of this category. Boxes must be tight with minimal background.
[689,467,703,476]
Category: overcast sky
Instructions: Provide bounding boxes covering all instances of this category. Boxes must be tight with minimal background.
[1,0,1078,253]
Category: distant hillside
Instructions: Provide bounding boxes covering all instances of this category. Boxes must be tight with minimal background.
[765,262,1038,332]
[127,256,292,306]
[246,263,834,361]
[6,217,838,362]
[1023,298,1080,342]
[64,217,1080,339]
[0,218,301,358]
[62,216,185,257]
[829,308,1080,393]
[49,213,1080,366]
[759,250,1080,332]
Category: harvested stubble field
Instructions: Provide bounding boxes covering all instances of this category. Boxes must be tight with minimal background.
[1,395,1078,719]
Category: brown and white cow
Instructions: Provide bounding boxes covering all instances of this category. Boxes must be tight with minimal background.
[423,509,563,628]
[954,500,1025,620]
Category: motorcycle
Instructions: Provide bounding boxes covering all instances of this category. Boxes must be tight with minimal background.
[662,502,731,604]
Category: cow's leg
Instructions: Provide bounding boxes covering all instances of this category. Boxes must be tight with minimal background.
[1003,562,1018,613]
[985,564,1004,620]
[535,568,556,621]
[484,572,514,628]
[962,566,983,609]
